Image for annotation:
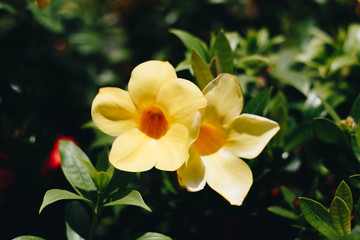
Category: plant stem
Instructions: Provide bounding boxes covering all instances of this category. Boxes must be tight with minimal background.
[88,192,102,240]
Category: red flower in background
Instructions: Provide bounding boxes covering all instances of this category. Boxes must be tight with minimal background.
[41,136,79,174]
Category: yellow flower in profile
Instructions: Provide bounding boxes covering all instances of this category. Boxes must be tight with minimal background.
[177,74,280,205]
[91,60,207,172]
[34,0,51,10]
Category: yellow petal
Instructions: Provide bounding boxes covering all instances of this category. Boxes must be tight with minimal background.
[202,150,253,205]
[34,0,51,10]
[155,123,189,171]
[109,128,157,172]
[128,61,177,109]
[188,111,203,146]
[202,74,243,125]
[91,87,137,136]
[156,79,207,127]
[177,146,206,191]
[224,114,280,159]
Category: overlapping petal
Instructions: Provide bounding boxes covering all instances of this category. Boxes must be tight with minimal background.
[156,79,207,127]
[224,113,280,159]
[91,87,137,136]
[203,149,253,206]
[202,74,243,125]
[128,61,177,109]
[154,123,189,171]
[109,123,188,172]
[177,147,206,191]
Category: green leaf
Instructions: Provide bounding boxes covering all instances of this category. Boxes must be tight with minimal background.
[137,232,172,240]
[170,29,209,62]
[96,146,110,172]
[321,99,341,123]
[12,237,46,240]
[65,201,90,240]
[191,49,214,89]
[330,197,351,236]
[312,118,349,146]
[334,181,353,213]
[242,87,271,116]
[281,186,297,211]
[59,140,97,197]
[104,190,151,212]
[299,197,339,239]
[214,31,234,74]
[353,124,360,162]
[355,197,360,226]
[267,206,299,220]
[162,172,177,194]
[350,93,360,123]
[94,171,111,191]
[284,121,313,152]
[270,92,288,148]
[349,174,360,189]
[39,189,92,214]
[271,70,310,96]
[0,2,16,14]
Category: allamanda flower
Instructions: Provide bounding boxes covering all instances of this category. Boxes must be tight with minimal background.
[91,60,207,172]
[177,74,280,205]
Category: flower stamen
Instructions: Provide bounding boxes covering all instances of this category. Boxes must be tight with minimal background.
[139,106,168,139]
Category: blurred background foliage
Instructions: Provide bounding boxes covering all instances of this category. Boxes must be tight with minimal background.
[1,0,360,239]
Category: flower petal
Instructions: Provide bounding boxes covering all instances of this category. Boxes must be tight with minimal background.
[203,149,253,206]
[156,79,207,127]
[109,128,157,172]
[91,87,137,136]
[177,146,206,192]
[202,74,243,125]
[155,123,189,171]
[224,114,280,159]
[188,111,203,146]
[128,61,177,108]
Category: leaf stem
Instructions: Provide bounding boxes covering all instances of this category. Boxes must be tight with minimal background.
[88,191,102,240]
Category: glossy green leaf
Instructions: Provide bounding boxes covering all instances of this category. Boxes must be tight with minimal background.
[170,29,208,62]
[59,140,97,196]
[65,201,90,240]
[334,181,353,213]
[137,232,172,240]
[267,206,299,220]
[106,169,135,195]
[39,189,92,214]
[350,93,360,122]
[12,237,46,240]
[299,197,338,239]
[352,125,360,162]
[330,197,351,236]
[94,171,111,191]
[349,174,360,189]
[312,118,349,146]
[104,190,151,212]
[281,186,297,210]
[214,31,234,74]
[330,55,358,73]
[242,87,271,116]
[191,49,214,89]
[270,92,288,148]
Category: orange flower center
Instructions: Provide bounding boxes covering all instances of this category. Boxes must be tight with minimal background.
[139,106,168,139]
[193,123,226,156]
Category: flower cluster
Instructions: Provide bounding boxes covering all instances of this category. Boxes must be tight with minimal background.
[91,60,279,205]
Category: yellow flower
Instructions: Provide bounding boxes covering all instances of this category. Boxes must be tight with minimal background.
[34,0,51,10]
[91,60,207,172]
[177,74,280,205]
